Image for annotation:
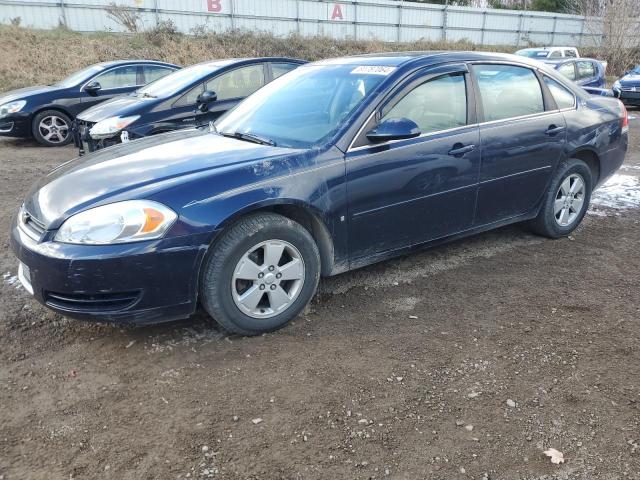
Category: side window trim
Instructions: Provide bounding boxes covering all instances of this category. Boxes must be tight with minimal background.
[349,64,474,151]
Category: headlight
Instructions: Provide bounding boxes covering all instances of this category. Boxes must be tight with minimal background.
[613,80,621,90]
[0,100,26,116]
[89,115,140,139]
[54,200,177,245]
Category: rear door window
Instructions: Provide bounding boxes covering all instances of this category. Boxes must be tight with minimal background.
[564,49,577,58]
[557,63,576,81]
[543,76,576,109]
[271,63,299,79]
[577,61,596,80]
[382,73,467,134]
[472,64,544,122]
[549,50,563,58]
[143,65,175,84]
[205,64,266,101]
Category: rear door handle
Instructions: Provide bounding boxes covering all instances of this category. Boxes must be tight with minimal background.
[448,144,475,156]
[545,125,566,136]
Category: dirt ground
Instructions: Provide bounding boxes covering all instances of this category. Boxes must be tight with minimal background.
[1,115,639,480]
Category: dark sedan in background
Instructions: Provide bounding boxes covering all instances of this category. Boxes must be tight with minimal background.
[11,52,628,336]
[74,57,305,154]
[613,66,640,107]
[0,60,178,146]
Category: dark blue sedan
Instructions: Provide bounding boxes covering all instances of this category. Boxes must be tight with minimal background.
[0,60,179,146]
[613,66,640,106]
[74,58,305,154]
[10,52,628,335]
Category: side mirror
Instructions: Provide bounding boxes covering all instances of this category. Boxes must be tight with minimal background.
[196,90,217,112]
[84,81,102,95]
[366,118,421,143]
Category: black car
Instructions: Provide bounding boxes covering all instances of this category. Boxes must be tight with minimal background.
[0,60,179,147]
[74,58,306,154]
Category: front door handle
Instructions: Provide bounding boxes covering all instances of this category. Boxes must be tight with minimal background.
[545,125,566,136]
[448,144,475,157]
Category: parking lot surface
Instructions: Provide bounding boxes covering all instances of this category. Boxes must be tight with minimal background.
[1,116,639,479]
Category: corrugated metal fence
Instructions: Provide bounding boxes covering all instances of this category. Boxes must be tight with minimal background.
[0,0,603,47]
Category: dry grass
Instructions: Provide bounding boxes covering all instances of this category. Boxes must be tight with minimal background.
[0,24,616,93]
[0,25,509,92]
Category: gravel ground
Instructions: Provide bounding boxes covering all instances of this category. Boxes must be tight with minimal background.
[1,114,639,480]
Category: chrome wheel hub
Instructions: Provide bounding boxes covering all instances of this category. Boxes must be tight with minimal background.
[554,173,585,227]
[231,240,305,319]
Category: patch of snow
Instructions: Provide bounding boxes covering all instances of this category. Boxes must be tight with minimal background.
[621,164,640,171]
[591,174,640,210]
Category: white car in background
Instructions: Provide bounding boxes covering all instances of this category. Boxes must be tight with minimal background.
[515,47,580,60]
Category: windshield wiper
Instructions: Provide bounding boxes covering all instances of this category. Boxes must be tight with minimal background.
[220,131,276,146]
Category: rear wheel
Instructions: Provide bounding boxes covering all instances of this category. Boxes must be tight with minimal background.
[529,158,593,238]
[32,110,72,147]
[200,213,321,335]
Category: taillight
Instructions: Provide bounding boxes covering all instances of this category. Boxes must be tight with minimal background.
[621,101,629,133]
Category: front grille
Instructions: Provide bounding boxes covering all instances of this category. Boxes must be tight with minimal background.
[19,209,47,241]
[44,290,141,313]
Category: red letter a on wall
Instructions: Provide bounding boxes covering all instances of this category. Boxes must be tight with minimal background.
[331,4,344,20]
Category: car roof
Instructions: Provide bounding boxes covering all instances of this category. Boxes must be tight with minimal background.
[189,57,307,68]
[518,47,576,51]
[311,51,545,70]
[93,60,180,69]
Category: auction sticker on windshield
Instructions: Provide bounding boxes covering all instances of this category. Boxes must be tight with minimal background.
[351,66,396,75]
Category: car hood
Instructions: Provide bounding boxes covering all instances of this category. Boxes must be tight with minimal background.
[0,85,58,104]
[620,73,640,86]
[24,129,302,229]
[77,94,150,123]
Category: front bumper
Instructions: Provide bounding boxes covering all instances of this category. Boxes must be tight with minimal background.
[0,113,31,138]
[73,119,138,155]
[10,218,215,324]
[614,88,640,106]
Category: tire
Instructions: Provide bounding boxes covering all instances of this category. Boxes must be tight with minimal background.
[32,110,73,147]
[200,213,321,335]
[529,158,593,238]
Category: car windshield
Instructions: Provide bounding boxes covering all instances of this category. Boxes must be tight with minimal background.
[516,50,550,58]
[631,66,640,74]
[137,62,226,98]
[215,64,390,148]
[55,64,107,88]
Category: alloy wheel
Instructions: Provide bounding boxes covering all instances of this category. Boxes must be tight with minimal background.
[231,240,305,319]
[38,115,69,144]
[554,173,585,227]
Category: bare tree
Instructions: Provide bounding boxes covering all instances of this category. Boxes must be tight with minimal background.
[105,3,140,33]
[565,0,640,74]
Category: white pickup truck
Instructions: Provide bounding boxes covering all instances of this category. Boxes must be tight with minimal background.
[515,47,580,59]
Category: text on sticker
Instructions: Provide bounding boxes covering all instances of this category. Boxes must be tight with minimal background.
[351,66,396,75]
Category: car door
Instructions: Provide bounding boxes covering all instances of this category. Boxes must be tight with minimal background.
[79,65,142,110]
[346,65,481,261]
[471,63,567,225]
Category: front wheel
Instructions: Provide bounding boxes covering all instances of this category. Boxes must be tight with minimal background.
[200,213,321,335]
[32,110,73,147]
[529,158,593,238]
